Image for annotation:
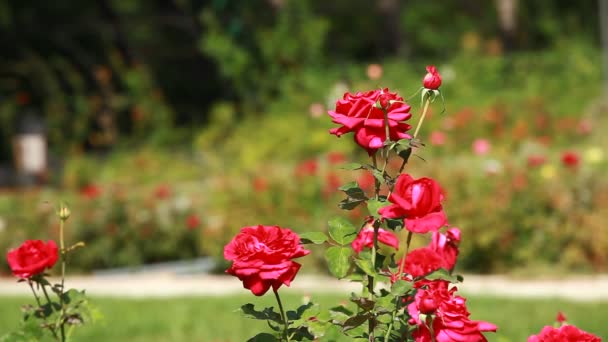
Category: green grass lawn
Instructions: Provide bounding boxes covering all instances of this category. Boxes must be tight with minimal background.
[0,294,605,341]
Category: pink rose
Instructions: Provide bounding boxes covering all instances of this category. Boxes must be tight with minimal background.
[224,225,310,296]
[429,131,447,146]
[423,65,442,90]
[378,174,448,233]
[328,89,412,155]
[7,240,59,278]
[429,228,461,271]
[351,224,399,254]
[528,325,601,342]
[409,280,497,342]
[472,138,491,156]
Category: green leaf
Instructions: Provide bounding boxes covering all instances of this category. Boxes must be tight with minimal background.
[340,163,365,170]
[342,313,372,331]
[354,258,377,277]
[338,197,365,210]
[391,280,413,296]
[367,199,389,218]
[327,217,357,245]
[246,333,278,342]
[299,231,328,244]
[240,304,282,323]
[350,295,375,312]
[325,247,353,278]
[338,182,367,200]
[424,268,459,283]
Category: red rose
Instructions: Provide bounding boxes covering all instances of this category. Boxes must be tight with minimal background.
[351,223,399,254]
[154,184,172,199]
[429,228,461,271]
[80,184,102,200]
[527,155,546,168]
[186,214,201,230]
[403,247,443,278]
[561,151,580,168]
[328,89,412,155]
[295,159,318,177]
[528,325,601,342]
[378,174,448,233]
[6,240,59,278]
[224,225,310,296]
[556,311,567,324]
[423,65,442,90]
[409,280,497,342]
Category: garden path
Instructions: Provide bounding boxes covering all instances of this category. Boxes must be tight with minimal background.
[0,274,606,301]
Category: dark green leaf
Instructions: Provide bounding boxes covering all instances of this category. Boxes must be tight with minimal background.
[246,333,278,342]
[342,313,372,331]
[338,197,365,210]
[299,231,328,244]
[350,295,375,312]
[327,217,357,245]
[324,247,352,278]
[240,304,282,323]
[338,182,367,200]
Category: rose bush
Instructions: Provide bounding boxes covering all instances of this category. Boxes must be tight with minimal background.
[224,225,310,296]
[6,240,58,278]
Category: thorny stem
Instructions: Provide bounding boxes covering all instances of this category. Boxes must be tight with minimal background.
[39,282,60,340]
[372,154,380,199]
[273,289,291,342]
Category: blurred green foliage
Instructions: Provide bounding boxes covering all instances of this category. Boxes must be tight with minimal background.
[1,43,606,274]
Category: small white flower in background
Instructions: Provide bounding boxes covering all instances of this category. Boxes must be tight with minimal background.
[584,147,604,164]
[173,195,192,213]
[439,64,456,83]
[302,293,311,305]
[483,159,503,175]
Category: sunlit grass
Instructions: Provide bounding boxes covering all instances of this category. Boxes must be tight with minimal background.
[0,294,605,341]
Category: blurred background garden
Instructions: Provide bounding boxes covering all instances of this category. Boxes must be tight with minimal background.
[1,0,607,278]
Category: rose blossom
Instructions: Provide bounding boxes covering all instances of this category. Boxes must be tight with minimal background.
[403,247,443,278]
[429,228,461,271]
[409,280,497,342]
[528,325,601,342]
[6,240,59,278]
[224,225,310,296]
[328,89,412,155]
[423,65,442,90]
[556,311,567,323]
[378,174,448,233]
[351,224,399,254]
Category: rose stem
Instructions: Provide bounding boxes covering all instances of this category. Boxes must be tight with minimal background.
[413,95,431,139]
[273,289,291,342]
[398,231,413,281]
[58,209,67,341]
[39,282,60,339]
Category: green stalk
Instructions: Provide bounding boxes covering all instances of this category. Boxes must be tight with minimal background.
[273,289,291,342]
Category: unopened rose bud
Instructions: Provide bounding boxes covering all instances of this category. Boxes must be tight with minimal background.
[58,205,71,221]
[423,65,442,90]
